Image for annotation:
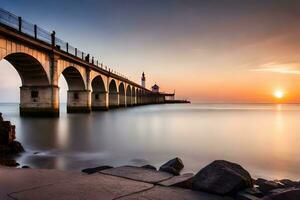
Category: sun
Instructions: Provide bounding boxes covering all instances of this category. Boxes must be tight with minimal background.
[274,90,284,99]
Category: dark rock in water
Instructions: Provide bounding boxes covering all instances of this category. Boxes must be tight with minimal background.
[0,159,19,167]
[22,165,30,169]
[33,152,40,155]
[239,187,264,198]
[237,188,264,200]
[262,188,300,200]
[142,165,157,170]
[191,160,253,196]
[0,115,24,155]
[236,193,261,200]
[9,141,25,153]
[158,173,194,189]
[159,157,184,175]
[279,179,300,188]
[255,178,268,186]
[255,179,284,194]
[82,165,113,174]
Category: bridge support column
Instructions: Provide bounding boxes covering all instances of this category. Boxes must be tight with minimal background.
[20,85,59,117]
[109,92,119,108]
[92,91,108,111]
[67,90,91,113]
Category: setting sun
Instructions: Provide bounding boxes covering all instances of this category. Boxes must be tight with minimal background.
[274,90,284,99]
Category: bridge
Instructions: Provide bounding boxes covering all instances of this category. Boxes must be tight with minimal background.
[0,8,168,117]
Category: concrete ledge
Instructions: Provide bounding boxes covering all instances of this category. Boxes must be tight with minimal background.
[119,185,228,200]
[101,166,173,184]
[20,107,59,117]
[67,107,91,113]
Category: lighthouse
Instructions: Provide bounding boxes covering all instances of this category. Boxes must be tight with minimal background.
[141,72,146,88]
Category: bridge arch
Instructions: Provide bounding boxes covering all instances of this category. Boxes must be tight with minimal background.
[91,75,107,110]
[3,52,50,86]
[109,79,118,108]
[119,82,125,107]
[60,66,90,113]
[126,85,132,106]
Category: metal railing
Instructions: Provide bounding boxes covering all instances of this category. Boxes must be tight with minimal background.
[0,8,131,81]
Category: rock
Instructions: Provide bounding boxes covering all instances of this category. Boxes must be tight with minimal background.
[256,179,284,194]
[9,141,25,153]
[279,179,300,188]
[82,165,113,174]
[0,115,24,154]
[236,193,261,200]
[141,165,157,170]
[240,187,264,198]
[191,160,253,196]
[33,152,40,155]
[158,173,194,188]
[262,188,300,200]
[0,159,19,167]
[159,157,184,175]
[22,165,30,168]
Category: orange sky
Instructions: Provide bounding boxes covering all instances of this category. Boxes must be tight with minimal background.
[1,1,300,103]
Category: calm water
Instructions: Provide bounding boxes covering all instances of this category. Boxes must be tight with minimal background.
[1,103,300,180]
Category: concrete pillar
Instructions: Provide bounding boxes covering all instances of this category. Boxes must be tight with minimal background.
[20,86,59,117]
[67,90,91,113]
[92,91,108,110]
[109,92,119,108]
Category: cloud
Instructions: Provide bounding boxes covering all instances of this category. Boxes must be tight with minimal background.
[250,62,300,75]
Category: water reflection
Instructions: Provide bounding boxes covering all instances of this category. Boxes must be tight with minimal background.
[1,103,300,179]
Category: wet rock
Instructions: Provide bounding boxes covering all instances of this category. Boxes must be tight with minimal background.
[236,193,261,200]
[255,179,284,194]
[159,157,184,175]
[239,187,264,198]
[142,164,157,170]
[0,115,24,155]
[279,179,300,188]
[82,165,113,174]
[22,165,30,169]
[191,160,253,196]
[262,188,300,200]
[33,152,40,155]
[158,173,194,189]
[0,159,19,167]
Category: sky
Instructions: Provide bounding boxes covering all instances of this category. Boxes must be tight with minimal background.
[1,0,300,103]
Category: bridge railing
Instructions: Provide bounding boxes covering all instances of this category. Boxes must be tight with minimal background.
[0,8,131,82]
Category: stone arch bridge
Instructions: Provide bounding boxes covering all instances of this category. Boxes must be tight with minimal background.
[0,9,166,117]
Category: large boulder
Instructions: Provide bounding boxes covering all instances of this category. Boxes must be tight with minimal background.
[262,188,300,200]
[159,157,184,175]
[192,160,253,196]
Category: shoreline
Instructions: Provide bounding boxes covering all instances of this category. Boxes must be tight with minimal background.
[1,158,300,200]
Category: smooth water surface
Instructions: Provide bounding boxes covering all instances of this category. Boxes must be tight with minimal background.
[1,103,300,180]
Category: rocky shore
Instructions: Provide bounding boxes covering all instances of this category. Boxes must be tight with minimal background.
[0,112,24,166]
[1,158,300,200]
[79,158,300,200]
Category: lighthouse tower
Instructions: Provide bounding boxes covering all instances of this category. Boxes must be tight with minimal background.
[141,72,146,88]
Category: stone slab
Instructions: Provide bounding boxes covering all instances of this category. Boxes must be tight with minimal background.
[0,167,82,200]
[10,173,152,200]
[101,166,173,183]
[158,173,194,188]
[120,186,234,200]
